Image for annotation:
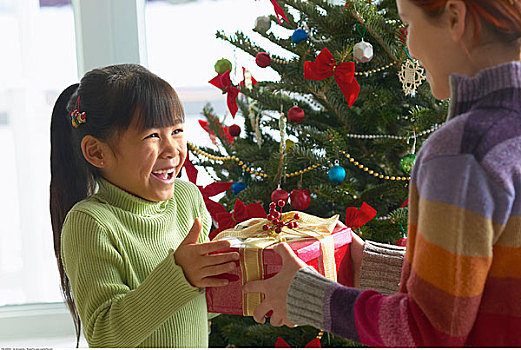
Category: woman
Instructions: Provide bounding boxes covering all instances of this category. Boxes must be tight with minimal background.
[243,0,521,346]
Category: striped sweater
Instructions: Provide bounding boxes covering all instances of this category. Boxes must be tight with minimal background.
[61,178,212,347]
[287,61,521,347]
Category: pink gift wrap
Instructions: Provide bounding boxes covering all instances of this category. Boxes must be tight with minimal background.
[206,226,353,315]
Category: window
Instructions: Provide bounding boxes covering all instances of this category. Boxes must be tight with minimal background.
[145,0,286,177]
[0,0,292,308]
[0,0,77,306]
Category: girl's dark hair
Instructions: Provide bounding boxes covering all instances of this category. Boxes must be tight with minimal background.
[50,64,184,347]
[410,0,521,42]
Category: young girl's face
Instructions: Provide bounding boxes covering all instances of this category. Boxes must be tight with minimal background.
[102,114,187,202]
[396,0,460,100]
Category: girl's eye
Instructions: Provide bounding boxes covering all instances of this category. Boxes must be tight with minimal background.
[172,128,184,135]
[145,133,160,139]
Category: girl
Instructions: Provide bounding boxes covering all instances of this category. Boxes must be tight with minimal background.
[50,64,238,348]
[244,0,521,347]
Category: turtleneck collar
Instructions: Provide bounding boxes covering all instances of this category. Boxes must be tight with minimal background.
[95,178,170,216]
[447,61,521,121]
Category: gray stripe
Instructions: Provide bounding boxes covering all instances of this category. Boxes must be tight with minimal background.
[287,266,332,328]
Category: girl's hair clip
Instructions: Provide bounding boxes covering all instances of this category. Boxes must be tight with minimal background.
[70,96,86,128]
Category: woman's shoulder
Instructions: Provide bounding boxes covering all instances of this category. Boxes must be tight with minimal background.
[420,109,521,162]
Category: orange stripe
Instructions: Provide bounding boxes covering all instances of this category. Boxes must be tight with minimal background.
[411,233,492,297]
[489,245,521,278]
[405,223,417,264]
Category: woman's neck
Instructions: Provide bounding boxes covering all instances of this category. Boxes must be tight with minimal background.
[466,37,521,76]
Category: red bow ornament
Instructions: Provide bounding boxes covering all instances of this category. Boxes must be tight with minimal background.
[345,202,377,229]
[198,119,234,145]
[269,0,289,25]
[209,70,240,117]
[210,199,266,240]
[304,47,360,107]
[183,156,232,221]
[275,337,321,348]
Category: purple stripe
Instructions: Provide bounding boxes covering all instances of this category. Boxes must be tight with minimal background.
[412,155,513,225]
[482,136,521,213]
[328,285,360,342]
[463,112,521,162]
[415,116,467,165]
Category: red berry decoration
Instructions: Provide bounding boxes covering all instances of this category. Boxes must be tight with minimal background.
[287,106,305,123]
[264,199,302,233]
[255,52,271,68]
[228,124,241,137]
[271,188,289,202]
[290,189,311,210]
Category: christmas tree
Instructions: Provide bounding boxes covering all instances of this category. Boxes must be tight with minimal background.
[187,0,447,347]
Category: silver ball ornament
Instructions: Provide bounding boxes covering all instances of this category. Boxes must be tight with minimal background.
[353,40,374,63]
[254,16,271,33]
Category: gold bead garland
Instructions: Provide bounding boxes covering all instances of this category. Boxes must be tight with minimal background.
[339,150,410,181]
[188,142,410,182]
[354,61,396,76]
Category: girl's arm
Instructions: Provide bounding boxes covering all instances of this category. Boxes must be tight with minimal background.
[61,210,235,347]
[62,212,202,347]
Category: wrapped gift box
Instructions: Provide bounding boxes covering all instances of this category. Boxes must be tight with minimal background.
[206,212,353,316]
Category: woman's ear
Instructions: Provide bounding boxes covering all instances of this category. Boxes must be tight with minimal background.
[445,0,469,43]
[81,135,109,168]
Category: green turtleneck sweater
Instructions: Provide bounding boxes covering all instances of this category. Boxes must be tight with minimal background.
[61,178,212,348]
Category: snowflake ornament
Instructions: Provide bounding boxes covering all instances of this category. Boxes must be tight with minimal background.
[398,59,426,96]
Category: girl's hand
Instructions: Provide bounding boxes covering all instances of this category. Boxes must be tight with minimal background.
[175,218,239,288]
[242,243,307,327]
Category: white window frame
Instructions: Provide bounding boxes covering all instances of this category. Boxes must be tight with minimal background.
[0,0,147,344]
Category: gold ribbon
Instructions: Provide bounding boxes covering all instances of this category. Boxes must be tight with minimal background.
[213,211,339,316]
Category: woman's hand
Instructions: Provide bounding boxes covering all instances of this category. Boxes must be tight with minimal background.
[242,242,307,327]
[174,218,239,288]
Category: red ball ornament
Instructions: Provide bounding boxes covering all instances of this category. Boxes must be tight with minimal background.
[228,124,241,137]
[255,52,271,68]
[277,200,286,208]
[275,226,282,234]
[263,224,270,231]
[290,189,311,210]
[271,188,289,202]
[395,237,407,247]
[287,106,305,123]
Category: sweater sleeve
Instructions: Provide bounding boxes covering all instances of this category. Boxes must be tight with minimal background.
[61,211,203,348]
[288,154,512,347]
[286,241,404,340]
[359,241,405,295]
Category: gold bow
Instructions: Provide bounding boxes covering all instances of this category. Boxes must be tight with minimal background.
[213,211,339,316]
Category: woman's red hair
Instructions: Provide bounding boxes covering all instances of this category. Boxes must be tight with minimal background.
[410,0,521,41]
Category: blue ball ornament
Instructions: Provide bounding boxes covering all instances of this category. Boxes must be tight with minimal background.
[328,165,346,184]
[232,181,247,195]
[291,29,308,44]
